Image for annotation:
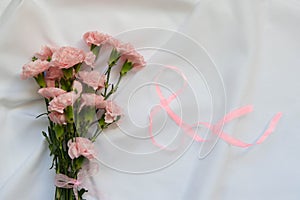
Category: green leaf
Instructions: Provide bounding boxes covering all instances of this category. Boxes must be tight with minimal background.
[91,44,101,58]
[60,78,72,91]
[115,115,121,122]
[62,68,74,79]
[49,156,56,169]
[32,56,38,62]
[74,63,82,73]
[36,112,48,119]
[78,188,88,199]
[51,143,59,156]
[48,126,55,143]
[108,48,121,67]
[53,124,64,141]
[120,60,133,75]
[98,115,106,129]
[42,131,51,144]
[74,156,85,171]
[34,73,46,88]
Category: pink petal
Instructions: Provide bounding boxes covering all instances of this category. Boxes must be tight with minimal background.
[77,71,106,90]
[83,31,111,46]
[51,46,85,69]
[35,45,56,61]
[48,112,67,125]
[67,137,96,160]
[48,92,77,113]
[38,87,66,99]
[84,52,96,67]
[21,60,50,80]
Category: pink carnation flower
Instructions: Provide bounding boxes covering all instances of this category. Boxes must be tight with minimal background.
[83,31,111,46]
[68,137,96,160]
[104,101,122,123]
[44,67,63,87]
[79,93,106,111]
[45,67,63,80]
[51,47,95,69]
[38,87,66,99]
[107,37,122,49]
[48,92,77,114]
[48,112,67,125]
[21,60,50,79]
[105,37,146,69]
[35,45,56,61]
[106,39,146,69]
[118,43,146,69]
[77,71,106,90]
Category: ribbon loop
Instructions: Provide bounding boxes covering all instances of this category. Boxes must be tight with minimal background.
[54,162,99,200]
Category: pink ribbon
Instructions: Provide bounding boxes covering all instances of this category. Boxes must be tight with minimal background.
[150,66,283,149]
[55,162,99,200]
[55,174,82,200]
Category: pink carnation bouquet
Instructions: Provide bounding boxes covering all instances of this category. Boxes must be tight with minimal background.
[21,31,145,200]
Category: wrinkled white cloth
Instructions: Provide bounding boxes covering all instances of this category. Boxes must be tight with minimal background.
[0,0,299,200]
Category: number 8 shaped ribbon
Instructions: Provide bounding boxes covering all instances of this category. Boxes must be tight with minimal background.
[149,66,282,149]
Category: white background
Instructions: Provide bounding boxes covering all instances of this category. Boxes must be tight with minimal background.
[0,0,299,199]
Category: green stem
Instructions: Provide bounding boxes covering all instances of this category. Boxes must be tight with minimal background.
[103,65,113,96]
[104,73,123,100]
[90,128,103,142]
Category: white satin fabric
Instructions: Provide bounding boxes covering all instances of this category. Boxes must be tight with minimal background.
[0,0,299,199]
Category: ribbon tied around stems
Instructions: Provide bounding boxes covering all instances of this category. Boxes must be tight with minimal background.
[149,66,283,150]
[55,162,99,200]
